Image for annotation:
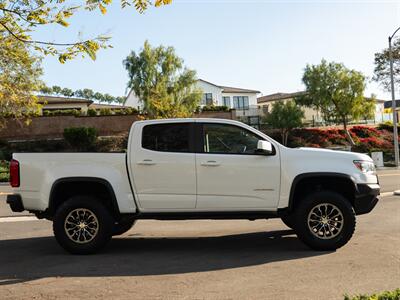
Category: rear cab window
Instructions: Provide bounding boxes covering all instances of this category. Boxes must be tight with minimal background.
[142,123,193,153]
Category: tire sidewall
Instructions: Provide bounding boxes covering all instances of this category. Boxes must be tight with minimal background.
[294,191,356,251]
[53,196,114,254]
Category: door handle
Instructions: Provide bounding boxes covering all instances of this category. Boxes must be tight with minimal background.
[137,159,156,165]
[201,160,220,167]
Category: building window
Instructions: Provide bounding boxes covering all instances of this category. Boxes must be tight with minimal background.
[222,96,231,107]
[202,93,213,106]
[233,96,249,110]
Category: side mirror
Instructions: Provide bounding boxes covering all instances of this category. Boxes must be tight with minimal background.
[256,140,273,155]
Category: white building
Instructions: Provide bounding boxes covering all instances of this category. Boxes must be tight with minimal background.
[124,79,261,117]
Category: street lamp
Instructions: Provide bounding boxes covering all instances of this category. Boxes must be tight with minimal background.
[388,26,400,167]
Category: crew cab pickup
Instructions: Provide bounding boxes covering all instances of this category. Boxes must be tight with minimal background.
[7,118,380,254]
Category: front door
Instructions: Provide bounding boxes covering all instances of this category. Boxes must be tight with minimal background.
[130,122,196,210]
[195,122,281,210]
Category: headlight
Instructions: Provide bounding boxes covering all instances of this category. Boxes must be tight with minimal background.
[353,160,376,174]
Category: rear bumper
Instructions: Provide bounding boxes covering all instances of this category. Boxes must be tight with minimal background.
[6,194,24,212]
[354,184,380,215]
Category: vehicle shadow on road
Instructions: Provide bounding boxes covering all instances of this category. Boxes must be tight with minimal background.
[0,229,330,285]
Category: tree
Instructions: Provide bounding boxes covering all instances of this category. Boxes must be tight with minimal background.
[296,60,370,145]
[0,0,172,63]
[264,101,304,146]
[373,37,400,92]
[124,41,202,118]
[0,34,42,127]
[359,95,376,122]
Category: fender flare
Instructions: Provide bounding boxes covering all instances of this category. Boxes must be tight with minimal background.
[287,172,358,212]
[48,177,120,215]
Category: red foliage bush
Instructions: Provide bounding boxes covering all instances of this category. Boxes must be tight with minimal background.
[265,125,396,152]
[350,126,380,138]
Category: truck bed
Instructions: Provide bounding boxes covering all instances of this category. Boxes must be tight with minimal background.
[12,153,136,213]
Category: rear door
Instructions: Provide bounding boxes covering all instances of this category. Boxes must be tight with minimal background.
[195,122,281,210]
[130,122,196,210]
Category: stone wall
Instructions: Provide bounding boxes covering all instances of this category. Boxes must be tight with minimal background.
[1,110,235,141]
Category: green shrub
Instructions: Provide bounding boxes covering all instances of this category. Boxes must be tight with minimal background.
[63,127,97,151]
[200,105,230,112]
[112,109,125,115]
[125,107,138,115]
[0,160,9,182]
[0,160,9,173]
[0,172,9,182]
[99,108,112,116]
[42,109,81,117]
[377,121,399,132]
[87,109,97,117]
[344,288,400,300]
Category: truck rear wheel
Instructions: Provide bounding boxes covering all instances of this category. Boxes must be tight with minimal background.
[294,191,356,251]
[53,196,114,254]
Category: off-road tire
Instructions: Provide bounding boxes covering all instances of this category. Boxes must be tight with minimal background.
[293,191,356,251]
[53,196,114,254]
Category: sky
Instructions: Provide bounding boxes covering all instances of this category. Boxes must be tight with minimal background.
[36,0,400,100]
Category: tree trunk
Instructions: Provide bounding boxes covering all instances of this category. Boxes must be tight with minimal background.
[281,130,289,146]
[284,131,289,146]
[281,131,286,145]
[343,119,355,146]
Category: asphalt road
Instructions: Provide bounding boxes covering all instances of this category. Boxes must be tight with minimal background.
[0,169,399,299]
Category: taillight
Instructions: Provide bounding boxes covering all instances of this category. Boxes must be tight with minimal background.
[9,159,20,187]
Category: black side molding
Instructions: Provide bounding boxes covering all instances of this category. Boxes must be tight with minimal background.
[6,194,24,212]
[135,211,279,220]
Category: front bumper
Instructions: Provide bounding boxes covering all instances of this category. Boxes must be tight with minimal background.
[354,184,380,215]
[6,194,24,212]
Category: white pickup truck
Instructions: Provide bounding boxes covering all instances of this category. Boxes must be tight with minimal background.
[7,118,380,254]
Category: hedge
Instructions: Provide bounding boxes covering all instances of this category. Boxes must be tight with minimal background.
[197,105,230,112]
[63,127,97,151]
[0,160,9,182]
[344,288,400,300]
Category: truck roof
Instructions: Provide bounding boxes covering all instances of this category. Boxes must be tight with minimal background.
[135,118,244,125]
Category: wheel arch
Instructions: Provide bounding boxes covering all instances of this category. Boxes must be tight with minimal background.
[287,172,358,212]
[48,177,120,219]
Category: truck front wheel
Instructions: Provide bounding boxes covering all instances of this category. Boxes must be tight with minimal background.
[53,196,114,254]
[113,219,136,236]
[294,191,356,251]
[280,215,295,229]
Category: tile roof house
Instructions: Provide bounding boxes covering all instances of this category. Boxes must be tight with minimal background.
[257,91,387,125]
[124,79,262,117]
[37,95,125,114]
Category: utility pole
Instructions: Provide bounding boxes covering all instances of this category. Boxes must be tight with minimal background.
[388,27,400,167]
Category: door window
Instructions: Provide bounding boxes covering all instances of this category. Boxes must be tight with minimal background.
[142,123,191,152]
[202,123,261,154]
